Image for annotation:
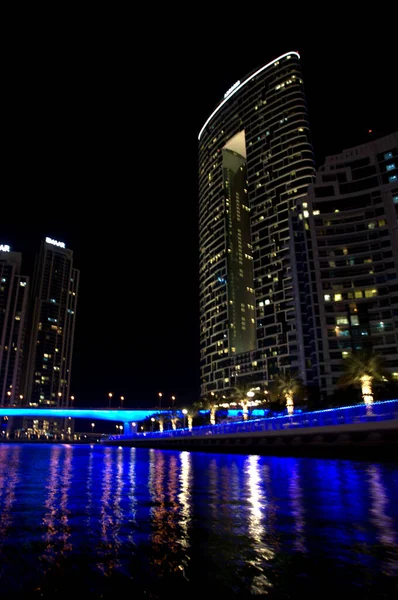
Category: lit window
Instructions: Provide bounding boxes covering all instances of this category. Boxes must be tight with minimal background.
[324,294,331,301]
[389,175,397,182]
[265,299,270,305]
[350,315,359,326]
[364,289,378,298]
[386,163,396,171]
[384,152,393,160]
[354,291,363,299]
[336,317,349,325]
[334,293,343,302]
[393,195,398,204]
[20,281,27,287]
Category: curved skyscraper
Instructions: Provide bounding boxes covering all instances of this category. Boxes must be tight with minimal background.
[198,51,316,396]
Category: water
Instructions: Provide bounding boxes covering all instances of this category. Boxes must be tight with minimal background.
[0,444,397,599]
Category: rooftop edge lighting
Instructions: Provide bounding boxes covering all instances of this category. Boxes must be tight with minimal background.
[198,51,300,141]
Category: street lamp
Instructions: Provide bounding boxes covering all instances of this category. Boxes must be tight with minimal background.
[70,395,75,407]
[151,417,155,432]
[158,392,162,409]
[182,408,188,428]
[91,422,95,434]
[108,392,113,408]
[171,395,176,408]
[120,396,125,408]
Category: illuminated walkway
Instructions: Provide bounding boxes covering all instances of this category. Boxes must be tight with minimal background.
[106,399,398,444]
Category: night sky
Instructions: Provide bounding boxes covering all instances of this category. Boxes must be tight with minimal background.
[2,22,397,408]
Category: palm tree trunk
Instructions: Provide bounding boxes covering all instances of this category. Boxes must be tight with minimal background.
[158,418,164,433]
[361,375,374,405]
[242,401,249,421]
[171,418,177,430]
[188,415,193,431]
[285,392,294,415]
[210,406,216,425]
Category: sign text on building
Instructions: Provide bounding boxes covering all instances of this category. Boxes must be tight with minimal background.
[45,237,66,249]
[0,244,10,252]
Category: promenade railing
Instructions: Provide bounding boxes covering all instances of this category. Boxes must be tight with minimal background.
[108,399,398,442]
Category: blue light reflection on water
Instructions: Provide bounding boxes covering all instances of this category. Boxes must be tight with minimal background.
[0,444,397,598]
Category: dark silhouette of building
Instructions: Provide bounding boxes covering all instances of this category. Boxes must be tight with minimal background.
[0,247,29,405]
[22,237,79,407]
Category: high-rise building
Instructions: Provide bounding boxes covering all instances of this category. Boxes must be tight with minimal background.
[0,246,29,405]
[198,51,315,396]
[22,237,79,407]
[302,132,398,400]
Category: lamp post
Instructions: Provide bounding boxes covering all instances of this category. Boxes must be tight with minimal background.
[108,392,113,409]
[70,395,75,407]
[158,392,162,409]
[120,396,125,409]
[91,422,95,435]
[182,408,187,429]
[151,417,155,432]
[7,391,11,405]
[171,395,176,409]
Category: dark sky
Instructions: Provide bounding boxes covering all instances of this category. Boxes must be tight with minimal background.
[2,20,397,408]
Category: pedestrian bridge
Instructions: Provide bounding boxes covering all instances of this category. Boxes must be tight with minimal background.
[0,407,268,435]
[0,408,173,435]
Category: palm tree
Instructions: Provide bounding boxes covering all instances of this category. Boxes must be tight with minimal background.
[182,406,196,431]
[229,383,261,421]
[151,412,168,432]
[338,350,388,406]
[195,393,218,425]
[272,371,304,415]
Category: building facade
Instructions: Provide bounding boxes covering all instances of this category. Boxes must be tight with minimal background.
[0,247,29,405]
[22,237,79,407]
[198,51,316,397]
[303,133,398,400]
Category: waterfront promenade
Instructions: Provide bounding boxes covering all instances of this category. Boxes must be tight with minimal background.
[104,400,398,458]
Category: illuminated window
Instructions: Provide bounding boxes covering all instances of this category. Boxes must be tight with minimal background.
[324,294,331,301]
[354,291,363,299]
[386,163,396,171]
[334,293,343,302]
[336,317,349,325]
[384,152,393,160]
[389,175,397,182]
[364,289,378,298]
[350,315,359,326]
[393,195,398,204]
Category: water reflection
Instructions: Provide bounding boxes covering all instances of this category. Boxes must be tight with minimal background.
[0,446,20,553]
[97,447,124,574]
[178,451,191,550]
[41,445,73,569]
[289,462,307,553]
[245,455,273,595]
[127,447,136,546]
[368,464,398,576]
